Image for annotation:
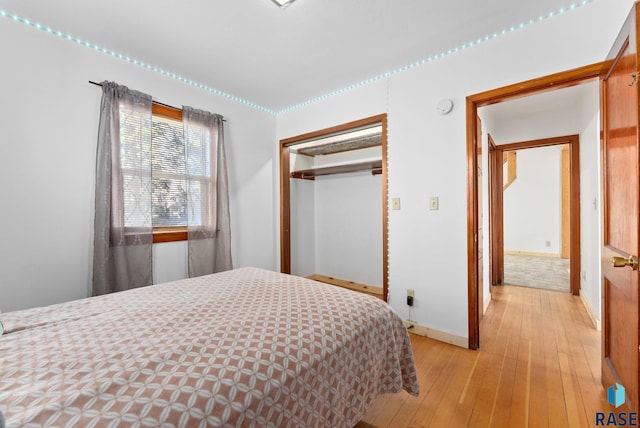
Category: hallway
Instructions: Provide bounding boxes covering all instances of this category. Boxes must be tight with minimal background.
[357,285,607,427]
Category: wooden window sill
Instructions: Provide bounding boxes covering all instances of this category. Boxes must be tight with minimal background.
[153,227,188,243]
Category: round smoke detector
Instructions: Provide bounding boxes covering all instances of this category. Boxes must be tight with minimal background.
[436,98,454,115]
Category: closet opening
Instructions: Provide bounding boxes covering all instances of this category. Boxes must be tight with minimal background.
[280,114,388,301]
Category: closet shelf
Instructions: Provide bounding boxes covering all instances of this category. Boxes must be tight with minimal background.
[291,159,382,180]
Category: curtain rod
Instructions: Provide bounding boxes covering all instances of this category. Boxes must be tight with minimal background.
[88,80,226,121]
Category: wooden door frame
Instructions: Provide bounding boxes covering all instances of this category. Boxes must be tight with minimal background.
[488,135,504,286]
[466,62,603,350]
[280,113,389,301]
[476,115,484,323]
[491,136,581,295]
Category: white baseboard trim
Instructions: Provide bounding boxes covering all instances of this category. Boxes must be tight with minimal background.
[483,293,491,314]
[579,291,601,331]
[404,320,468,348]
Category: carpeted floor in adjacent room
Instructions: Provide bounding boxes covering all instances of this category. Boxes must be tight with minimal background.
[503,253,570,292]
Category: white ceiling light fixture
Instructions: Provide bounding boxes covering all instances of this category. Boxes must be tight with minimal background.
[271,0,296,9]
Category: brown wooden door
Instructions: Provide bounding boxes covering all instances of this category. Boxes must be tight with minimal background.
[601,3,640,412]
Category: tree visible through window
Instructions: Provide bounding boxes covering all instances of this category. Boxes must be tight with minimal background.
[119,103,205,242]
[151,114,187,227]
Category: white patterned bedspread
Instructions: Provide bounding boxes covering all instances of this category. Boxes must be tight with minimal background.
[0,267,419,427]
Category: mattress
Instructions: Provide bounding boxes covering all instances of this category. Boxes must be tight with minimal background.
[0,267,419,427]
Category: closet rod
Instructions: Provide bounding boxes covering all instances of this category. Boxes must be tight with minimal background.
[88,80,226,121]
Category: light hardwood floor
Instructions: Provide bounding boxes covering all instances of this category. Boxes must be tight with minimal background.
[357,285,608,427]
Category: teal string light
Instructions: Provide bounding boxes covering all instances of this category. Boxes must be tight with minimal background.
[0,8,276,115]
[0,1,596,116]
[276,0,597,115]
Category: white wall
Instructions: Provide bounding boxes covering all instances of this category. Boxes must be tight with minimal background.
[289,144,383,285]
[290,163,383,286]
[0,18,276,312]
[484,106,588,144]
[290,178,316,276]
[277,0,631,341]
[314,172,383,286]
[503,146,562,254]
[579,107,602,324]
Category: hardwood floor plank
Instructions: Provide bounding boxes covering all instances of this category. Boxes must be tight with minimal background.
[528,289,550,428]
[486,355,518,427]
[483,288,522,427]
[541,294,569,427]
[509,340,532,428]
[357,285,606,427]
[458,352,503,427]
[558,351,588,428]
[404,345,461,426]
[428,348,481,427]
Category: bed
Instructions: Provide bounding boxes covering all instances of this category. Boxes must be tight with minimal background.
[0,267,419,427]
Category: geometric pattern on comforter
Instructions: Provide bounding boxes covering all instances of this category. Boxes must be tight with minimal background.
[0,267,419,427]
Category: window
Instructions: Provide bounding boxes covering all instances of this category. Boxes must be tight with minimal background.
[120,103,206,243]
[150,105,188,242]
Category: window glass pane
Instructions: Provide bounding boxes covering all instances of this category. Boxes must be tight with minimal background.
[151,116,188,227]
[119,108,207,229]
[152,177,187,226]
[152,116,185,175]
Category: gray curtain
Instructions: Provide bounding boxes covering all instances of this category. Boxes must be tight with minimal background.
[183,106,232,276]
[93,81,153,296]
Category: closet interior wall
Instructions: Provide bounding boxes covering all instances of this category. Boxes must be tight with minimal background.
[280,114,388,300]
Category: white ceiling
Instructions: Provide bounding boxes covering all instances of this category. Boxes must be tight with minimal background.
[2,0,594,112]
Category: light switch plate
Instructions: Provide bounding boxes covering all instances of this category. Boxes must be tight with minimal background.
[392,197,401,210]
[429,196,439,210]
